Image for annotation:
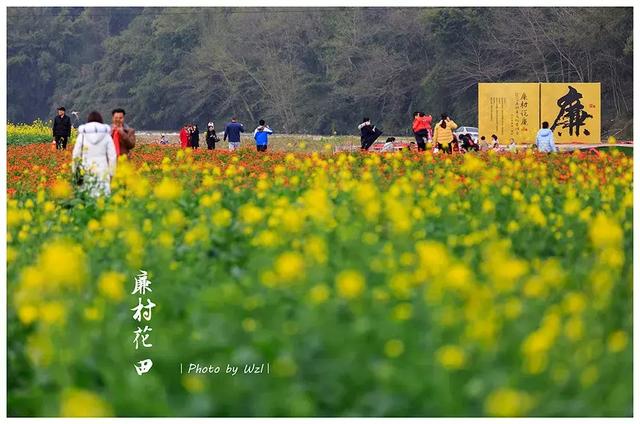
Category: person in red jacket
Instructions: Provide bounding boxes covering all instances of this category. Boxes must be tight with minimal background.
[412,111,432,151]
[179,124,189,149]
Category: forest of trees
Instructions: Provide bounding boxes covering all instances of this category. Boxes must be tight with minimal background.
[7,7,633,137]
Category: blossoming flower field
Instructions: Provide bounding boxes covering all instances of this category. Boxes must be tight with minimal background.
[6,140,633,417]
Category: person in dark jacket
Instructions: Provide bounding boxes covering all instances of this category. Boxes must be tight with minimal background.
[190,123,200,149]
[223,117,245,151]
[358,117,383,151]
[205,122,219,150]
[52,106,72,150]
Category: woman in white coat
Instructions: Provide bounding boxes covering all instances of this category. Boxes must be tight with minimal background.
[72,111,117,197]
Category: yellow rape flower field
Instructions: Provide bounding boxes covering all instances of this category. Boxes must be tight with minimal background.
[6,144,633,417]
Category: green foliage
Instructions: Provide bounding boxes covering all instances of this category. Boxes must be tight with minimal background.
[7,7,634,138]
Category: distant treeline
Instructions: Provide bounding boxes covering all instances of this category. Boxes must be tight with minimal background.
[7,7,633,137]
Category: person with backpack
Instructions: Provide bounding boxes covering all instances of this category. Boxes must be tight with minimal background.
[253,119,273,152]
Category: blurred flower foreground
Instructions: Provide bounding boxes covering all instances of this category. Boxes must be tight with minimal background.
[7,143,632,417]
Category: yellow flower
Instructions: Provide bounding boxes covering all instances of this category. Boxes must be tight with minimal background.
[101,211,120,230]
[7,207,22,228]
[384,339,405,358]
[20,265,46,289]
[562,292,587,315]
[51,179,73,199]
[273,251,305,282]
[607,330,628,353]
[7,247,17,263]
[40,301,67,325]
[503,298,522,320]
[251,230,280,248]
[184,226,207,246]
[157,231,174,248]
[491,257,528,293]
[415,240,449,277]
[43,201,56,214]
[304,236,327,264]
[564,316,584,341]
[18,305,39,324]
[242,318,258,332]
[154,178,183,201]
[436,345,467,370]
[98,271,126,302]
[60,388,113,417]
[309,284,330,304]
[87,219,101,232]
[84,306,103,321]
[165,208,186,228]
[38,240,87,289]
[273,355,298,377]
[389,272,413,299]
[563,198,581,215]
[589,213,623,249]
[445,263,473,292]
[580,365,599,388]
[392,303,413,321]
[336,270,365,299]
[239,203,263,225]
[129,176,150,198]
[26,331,54,367]
[182,375,205,394]
[484,388,533,417]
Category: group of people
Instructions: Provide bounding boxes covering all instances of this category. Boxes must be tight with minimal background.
[179,123,201,149]
[58,104,560,199]
[174,117,273,152]
[66,107,136,198]
[359,111,557,154]
[360,113,463,153]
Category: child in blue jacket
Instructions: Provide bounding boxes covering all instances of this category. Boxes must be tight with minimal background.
[253,119,273,152]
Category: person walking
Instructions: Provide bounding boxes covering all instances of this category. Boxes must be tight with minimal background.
[223,116,245,151]
[535,121,557,153]
[190,123,200,149]
[358,117,383,151]
[110,108,136,157]
[72,111,117,197]
[205,122,219,150]
[253,119,273,152]
[432,113,458,153]
[52,106,72,150]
